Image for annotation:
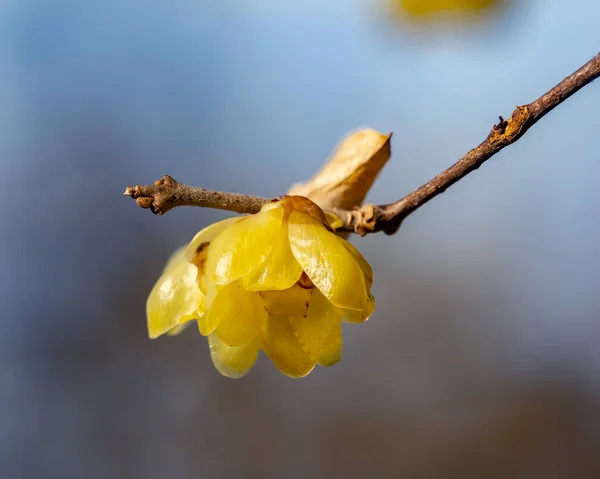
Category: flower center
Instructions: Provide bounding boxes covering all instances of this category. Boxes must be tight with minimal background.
[297,272,314,290]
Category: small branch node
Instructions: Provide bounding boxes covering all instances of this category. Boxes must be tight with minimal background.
[124,175,184,215]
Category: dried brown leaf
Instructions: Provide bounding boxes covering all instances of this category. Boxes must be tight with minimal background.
[287,128,392,212]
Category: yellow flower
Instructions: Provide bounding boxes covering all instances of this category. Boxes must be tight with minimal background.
[147,196,374,378]
[389,0,506,24]
[396,0,500,16]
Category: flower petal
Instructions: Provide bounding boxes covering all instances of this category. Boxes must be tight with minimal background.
[324,211,344,230]
[315,326,343,367]
[343,292,375,323]
[166,323,189,336]
[288,211,367,311]
[336,239,375,323]
[185,217,242,263]
[208,334,259,379]
[291,290,343,366]
[147,248,204,339]
[206,207,284,285]
[198,282,266,344]
[215,284,267,346]
[261,314,316,378]
[284,196,329,226]
[259,284,312,317]
[185,217,243,295]
[242,221,302,291]
[340,239,374,289]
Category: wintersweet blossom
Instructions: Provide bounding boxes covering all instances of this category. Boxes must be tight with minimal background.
[147,196,374,378]
[396,0,499,17]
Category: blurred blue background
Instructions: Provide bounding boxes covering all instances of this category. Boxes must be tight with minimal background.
[2,1,600,477]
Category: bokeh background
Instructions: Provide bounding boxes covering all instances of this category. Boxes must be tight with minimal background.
[2,1,600,478]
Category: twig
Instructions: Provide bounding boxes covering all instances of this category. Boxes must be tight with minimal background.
[341,52,600,235]
[125,52,600,235]
[124,175,269,215]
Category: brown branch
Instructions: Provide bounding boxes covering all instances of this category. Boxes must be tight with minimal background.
[124,52,599,235]
[342,52,600,235]
[124,175,269,215]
